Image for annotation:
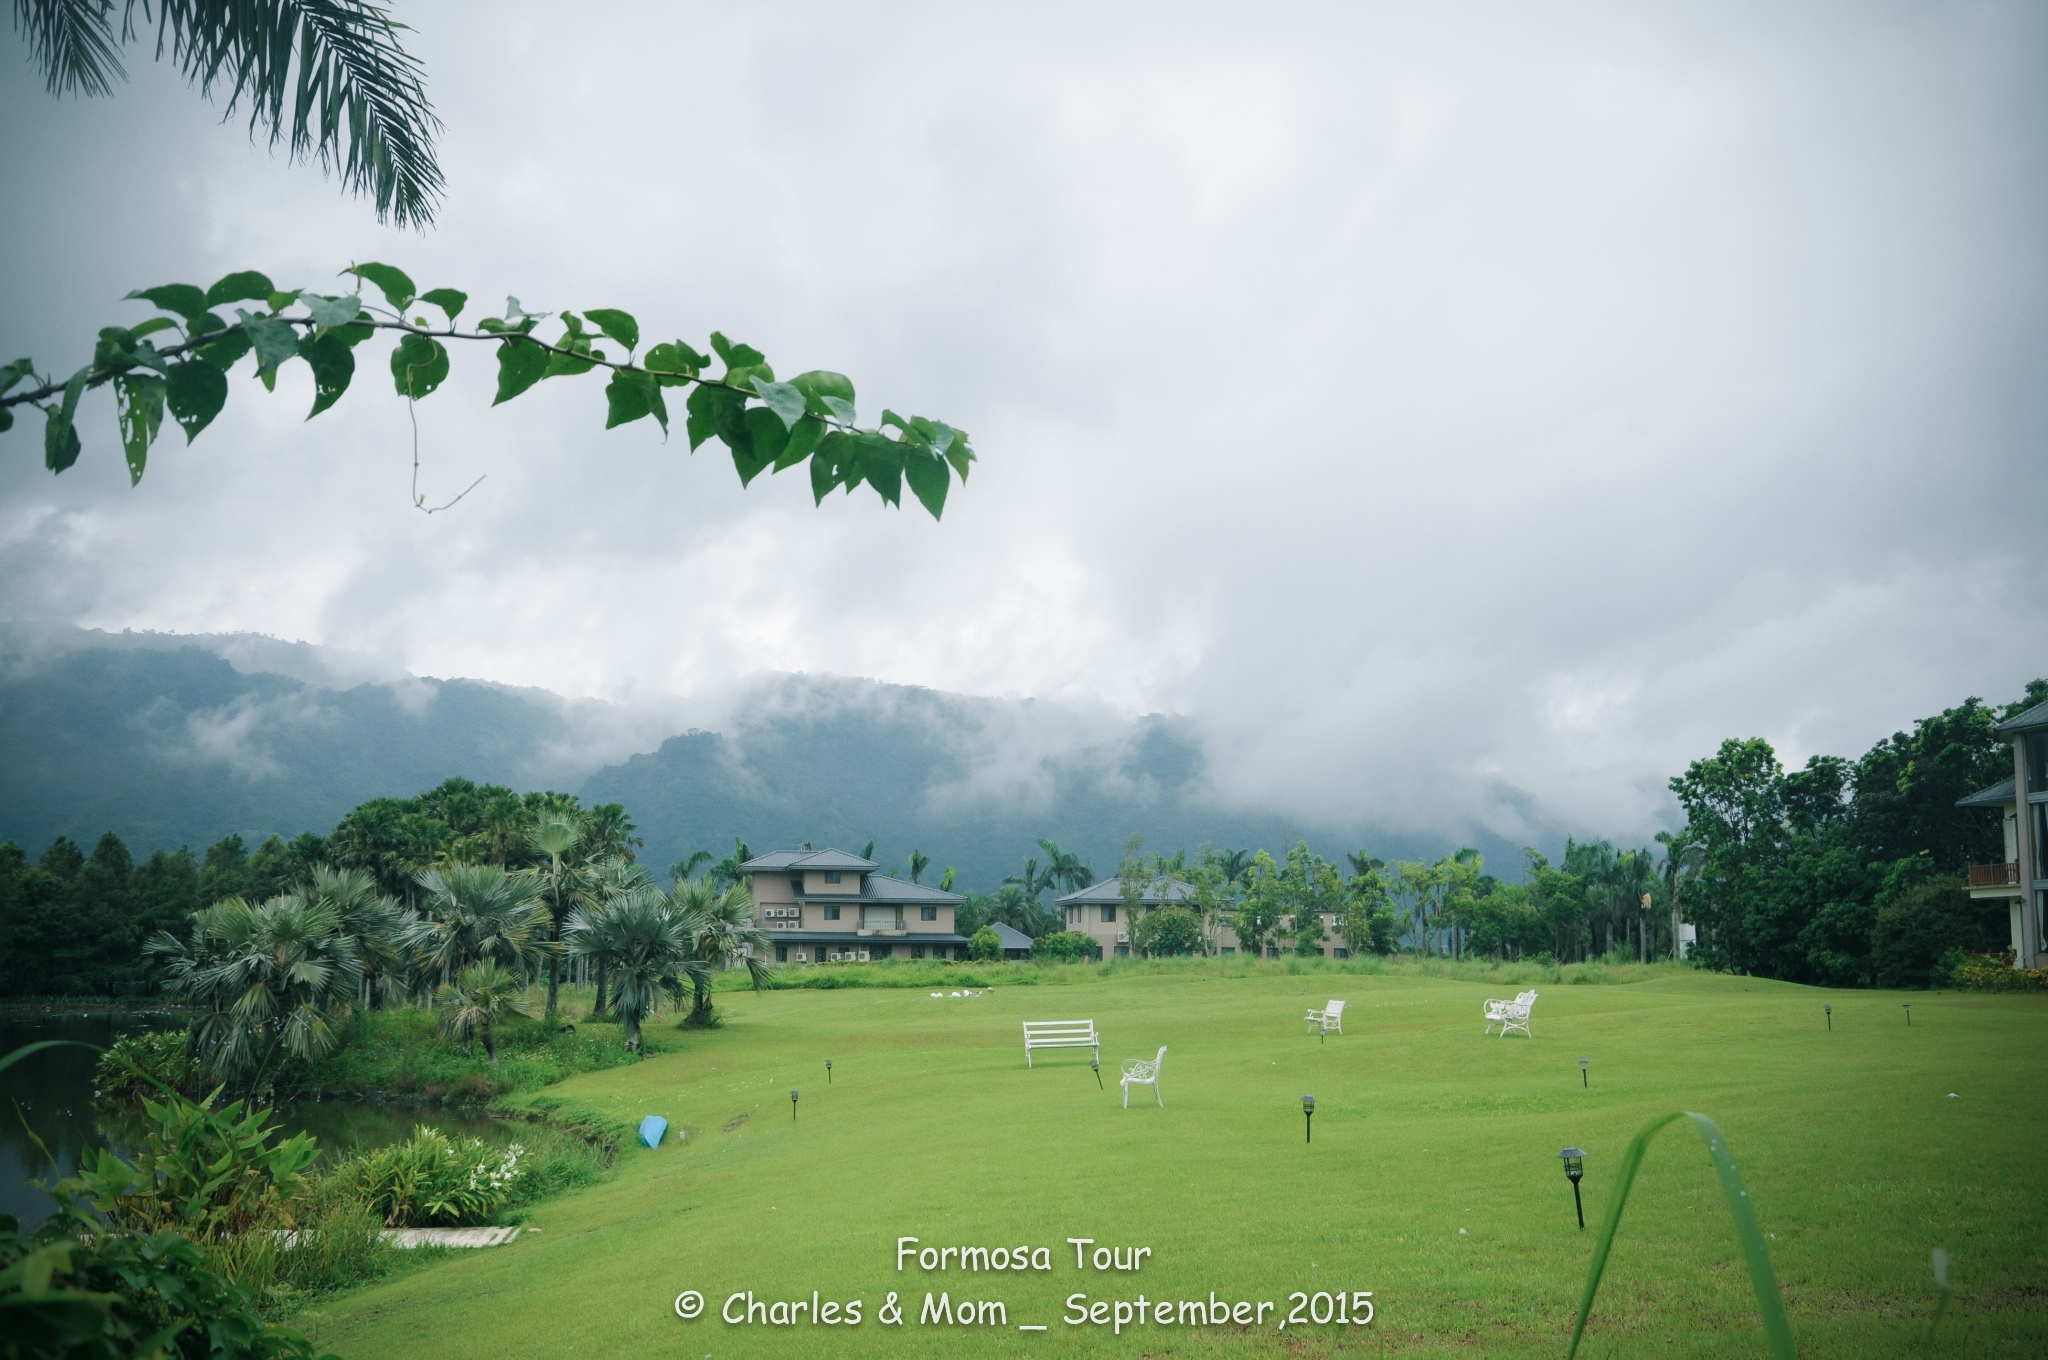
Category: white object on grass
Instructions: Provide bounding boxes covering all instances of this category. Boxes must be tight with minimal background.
[1120,1046,1167,1108]
[1483,990,1538,1038]
[1305,999,1346,1035]
[1022,1019,1100,1067]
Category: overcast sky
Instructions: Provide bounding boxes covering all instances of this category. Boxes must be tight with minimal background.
[2,1,2042,848]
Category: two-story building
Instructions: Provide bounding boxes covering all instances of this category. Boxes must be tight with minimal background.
[740,848,970,963]
[1055,877,1358,960]
[1959,697,2048,969]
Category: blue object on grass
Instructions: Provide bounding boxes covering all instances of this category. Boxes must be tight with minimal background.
[639,1114,668,1148]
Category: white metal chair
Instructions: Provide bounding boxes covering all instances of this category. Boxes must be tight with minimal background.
[1120,1046,1167,1108]
[1483,990,1538,1037]
[1305,999,1346,1035]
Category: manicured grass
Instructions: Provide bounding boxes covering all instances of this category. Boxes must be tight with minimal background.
[291,964,2048,1358]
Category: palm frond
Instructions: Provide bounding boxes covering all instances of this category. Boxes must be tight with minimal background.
[13,0,126,95]
[139,0,443,226]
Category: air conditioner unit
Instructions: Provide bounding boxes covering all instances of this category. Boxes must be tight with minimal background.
[1116,931,1130,944]
[857,950,871,963]
[794,951,808,963]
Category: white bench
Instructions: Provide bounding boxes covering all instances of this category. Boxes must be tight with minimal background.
[1305,999,1346,1035]
[1120,1046,1166,1108]
[1023,1019,1099,1067]
[1484,990,1538,1038]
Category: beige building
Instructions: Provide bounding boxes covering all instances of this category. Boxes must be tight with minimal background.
[740,848,970,963]
[1053,878,1353,960]
[1959,698,2048,969]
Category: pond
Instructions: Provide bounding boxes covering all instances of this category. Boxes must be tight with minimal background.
[0,1011,512,1230]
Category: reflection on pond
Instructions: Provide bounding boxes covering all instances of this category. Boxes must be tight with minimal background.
[0,1012,511,1230]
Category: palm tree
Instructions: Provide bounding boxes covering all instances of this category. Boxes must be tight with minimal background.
[303,864,404,1007]
[672,878,773,1023]
[147,892,363,1091]
[435,960,531,1067]
[708,838,753,891]
[528,815,581,1023]
[669,850,713,882]
[1004,857,1047,901]
[907,850,930,885]
[1217,849,1254,886]
[572,858,654,1016]
[407,864,553,989]
[13,0,443,226]
[1036,839,1094,896]
[563,883,699,1050]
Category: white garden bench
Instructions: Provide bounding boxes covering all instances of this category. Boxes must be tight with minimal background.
[1023,1019,1099,1067]
[1305,999,1346,1035]
[1483,990,1538,1038]
[1120,1046,1166,1108]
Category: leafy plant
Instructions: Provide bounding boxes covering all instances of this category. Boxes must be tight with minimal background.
[0,265,976,517]
[94,1029,198,1100]
[434,959,532,1067]
[1568,1111,1794,1360]
[1033,931,1100,963]
[340,1127,523,1227]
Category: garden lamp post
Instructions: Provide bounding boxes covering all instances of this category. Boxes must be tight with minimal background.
[825,1059,833,1084]
[1559,1148,1586,1230]
[1090,1052,1103,1090]
[1578,1058,1589,1088]
[791,1089,799,1121]
[1302,1094,1316,1144]
[1824,1003,1832,1031]
[1903,1003,1912,1026]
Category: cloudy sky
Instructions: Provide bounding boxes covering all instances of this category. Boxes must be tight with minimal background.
[2,1,2042,848]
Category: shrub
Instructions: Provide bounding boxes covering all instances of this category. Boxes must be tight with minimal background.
[63,1093,320,1243]
[340,1127,525,1227]
[1131,907,1204,957]
[94,1028,198,1100]
[1955,950,2048,992]
[1870,877,2006,988]
[1033,931,1099,963]
[968,927,1003,961]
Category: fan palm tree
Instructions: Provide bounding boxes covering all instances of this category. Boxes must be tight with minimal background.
[303,863,404,1007]
[407,864,552,989]
[571,857,654,1016]
[672,878,773,1023]
[435,960,530,1067]
[13,0,443,226]
[147,892,363,1091]
[528,814,581,1022]
[563,883,699,1050]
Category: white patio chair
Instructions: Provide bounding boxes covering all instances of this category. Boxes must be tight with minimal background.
[1305,999,1346,1035]
[1120,1046,1167,1108]
[1483,990,1538,1037]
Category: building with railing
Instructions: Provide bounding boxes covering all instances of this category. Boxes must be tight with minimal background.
[1957,697,2048,969]
[740,848,970,963]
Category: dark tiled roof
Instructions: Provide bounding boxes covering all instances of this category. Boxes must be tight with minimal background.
[1056,877,1197,906]
[989,922,1035,950]
[740,847,880,872]
[798,873,963,905]
[1996,698,2048,735]
[1956,777,2016,808]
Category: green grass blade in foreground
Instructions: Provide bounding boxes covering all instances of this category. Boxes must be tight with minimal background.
[1568,1110,1796,1360]
[0,1040,101,1077]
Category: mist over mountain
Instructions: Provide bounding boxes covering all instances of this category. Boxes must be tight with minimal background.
[0,628,1536,888]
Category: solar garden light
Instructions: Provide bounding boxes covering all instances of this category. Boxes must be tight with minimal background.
[1559,1148,1587,1230]
[825,1059,833,1084]
[1089,1052,1103,1090]
[1578,1057,1589,1088]
[1825,1003,1832,1031]
[1302,1094,1316,1144]
[1903,1003,1912,1026]
[790,1089,799,1121]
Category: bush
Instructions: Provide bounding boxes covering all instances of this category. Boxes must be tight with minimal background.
[63,1093,319,1243]
[339,1126,525,1227]
[1955,950,2048,992]
[1870,877,2006,988]
[968,927,1003,961]
[94,1029,198,1100]
[1131,907,1203,957]
[1033,931,1099,963]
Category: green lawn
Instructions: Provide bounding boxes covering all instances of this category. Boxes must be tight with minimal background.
[293,964,2048,1358]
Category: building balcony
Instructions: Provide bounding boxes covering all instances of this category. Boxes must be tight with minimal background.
[1968,861,2021,888]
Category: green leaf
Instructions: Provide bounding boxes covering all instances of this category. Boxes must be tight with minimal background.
[773,414,827,471]
[903,445,949,519]
[604,369,667,434]
[126,284,208,321]
[685,384,719,450]
[420,288,468,324]
[204,271,275,309]
[687,384,751,454]
[742,406,788,472]
[750,377,807,430]
[853,432,903,507]
[585,309,640,353]
[237,313,300,376]
[197,329,251,370]
[165,360,228,441]
[389,333,450,398]
[0,358,34,397]
[332,320,377,349]
[709,332,766,372]
[545,343,598,377]
[644,342,704,385]
[493,337,551,405]
[0,409,11,433]
[298,332,355,419]
[811,437,844,501]
[346,263,417,312]
[944,433,975,483]
[130,317,179,340]
[789,370,855,421]
[300,293,364,330]
[1568,1112,1794,1360]
[114,373,166,484]
[44,368,87,473]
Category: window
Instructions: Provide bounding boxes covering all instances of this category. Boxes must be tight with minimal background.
[1101,905,1117,923]
[2027,733,2048,792]
[824,906,841,920]
[1333,948,1350,959]
[1113,945,1129,958]
[825,870,843,883]
[910,945,926,960]
[921,905,937,921]
[775,945,788,963]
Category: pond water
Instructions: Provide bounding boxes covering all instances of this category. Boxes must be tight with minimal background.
[0,1012,510,1230]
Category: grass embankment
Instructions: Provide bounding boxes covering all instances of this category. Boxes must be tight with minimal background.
[296,1003,665,1107]
[294,967,2048,1358]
